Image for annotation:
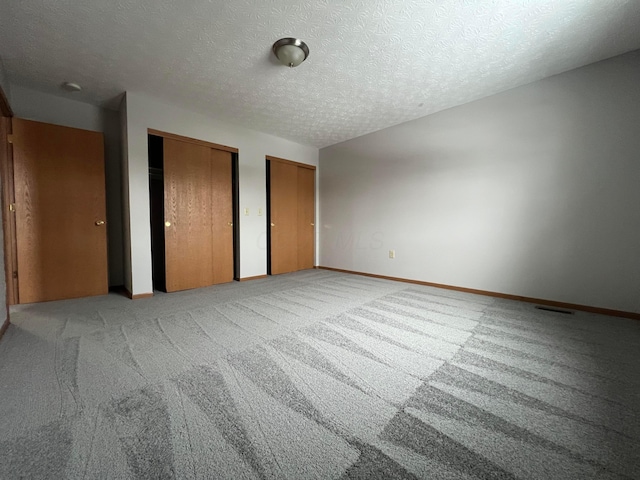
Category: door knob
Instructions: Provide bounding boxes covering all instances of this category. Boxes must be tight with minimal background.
[310,223,315,226]
[228,222,233,226]
[95,220,105,226]
[271,223,275,227]
[165,221,171,227]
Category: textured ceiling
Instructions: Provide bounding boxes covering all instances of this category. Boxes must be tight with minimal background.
[1,1,640,147]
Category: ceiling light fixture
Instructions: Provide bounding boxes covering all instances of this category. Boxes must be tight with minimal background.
[272,38,309,68]
[62,82,82,92]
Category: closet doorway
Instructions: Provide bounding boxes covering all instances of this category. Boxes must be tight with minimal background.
[266,156,315,275]
[148,131,239,292]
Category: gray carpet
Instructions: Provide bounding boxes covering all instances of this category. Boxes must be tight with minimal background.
[0,270,639,479]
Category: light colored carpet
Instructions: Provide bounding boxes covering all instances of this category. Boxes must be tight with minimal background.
[0,269,639,479]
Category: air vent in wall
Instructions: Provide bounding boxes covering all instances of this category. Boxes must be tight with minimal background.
[534,305,574,315]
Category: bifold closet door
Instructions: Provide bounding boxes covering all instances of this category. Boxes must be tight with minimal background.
[269,159,315,274]
[13,118,108,303]
[163,138,233,292]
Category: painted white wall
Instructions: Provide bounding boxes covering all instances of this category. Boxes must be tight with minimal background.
[320,50,640,314]
[0,56,10,104]
[9,85,125,286]
[122,92,319,295]
[119,94,132,293]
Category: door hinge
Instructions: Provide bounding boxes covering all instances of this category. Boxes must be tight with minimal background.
[12,271,17,279]
[7,134,13,144]
[9,203,15,212]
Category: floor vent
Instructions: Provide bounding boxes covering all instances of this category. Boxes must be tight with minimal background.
[535,305,574,315]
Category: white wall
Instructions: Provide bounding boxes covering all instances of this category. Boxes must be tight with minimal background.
[0,56,10,105]
[122,92,319,295]
[119,94,132,293]
[9,86,125,286]
[320,50,640,314]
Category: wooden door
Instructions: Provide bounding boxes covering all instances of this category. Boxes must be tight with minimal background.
[163,138,234,292]
[13,118,108,303]
[0,116,17,305]
[269,158,316,274]
[211,148,234,284]
[297,167,315,270]
[164,138,214,292]
[269,161,298,274]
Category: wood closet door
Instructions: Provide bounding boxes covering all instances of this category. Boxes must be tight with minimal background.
[211,148,234,284]
[297,166,315,270]
[269,161,298,274]
[164,138,213,292]
[13,118,108,303]
[164,138,233,292]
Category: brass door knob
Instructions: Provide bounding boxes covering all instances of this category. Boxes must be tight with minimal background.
[271,223,275,227]
[165,221,171,227]
[228,222,233,226]
[95,220,105,226]
[310,223,315,226]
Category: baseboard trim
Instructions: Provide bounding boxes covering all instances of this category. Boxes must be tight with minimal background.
[239,275,268,282]
[131,293,154,299]
[317,266,640,321]
[123,287,154,300]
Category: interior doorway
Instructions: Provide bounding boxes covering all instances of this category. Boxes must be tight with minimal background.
[11,118,108,303]
[148,135,166,291]
[266,156,315,275]
[148,131,239,292]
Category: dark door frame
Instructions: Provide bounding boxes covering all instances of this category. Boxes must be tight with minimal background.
[265,155,316,275]
[0,83,14,338]
[147,129,241,285]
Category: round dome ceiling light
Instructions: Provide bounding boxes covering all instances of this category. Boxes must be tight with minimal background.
[62,82,82,92]
[272,38,309,68]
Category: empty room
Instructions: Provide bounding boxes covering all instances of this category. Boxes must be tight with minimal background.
[0,1,639,478]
